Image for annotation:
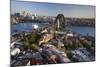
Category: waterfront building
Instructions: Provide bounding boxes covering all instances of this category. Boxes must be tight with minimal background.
[11,15,18,24]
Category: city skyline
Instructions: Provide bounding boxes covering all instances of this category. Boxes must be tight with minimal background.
[11,0,95,18]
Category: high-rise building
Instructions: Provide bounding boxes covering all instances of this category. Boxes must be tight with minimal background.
[21,11,27,17]
[31,15,35,20]
[14,13,20,17]
[34,13,37,17]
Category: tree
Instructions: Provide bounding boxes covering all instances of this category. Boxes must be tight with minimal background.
[23,33,41,50]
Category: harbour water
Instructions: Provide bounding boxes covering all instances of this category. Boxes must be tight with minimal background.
[67,26,95,37]
[11,23,95,37]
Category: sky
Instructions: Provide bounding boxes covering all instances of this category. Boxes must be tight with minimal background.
[11,0,95,18]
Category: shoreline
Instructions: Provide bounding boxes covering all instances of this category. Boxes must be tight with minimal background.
[12,22,95,27]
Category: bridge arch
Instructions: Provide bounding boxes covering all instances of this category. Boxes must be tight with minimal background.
[54,14,66,30]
